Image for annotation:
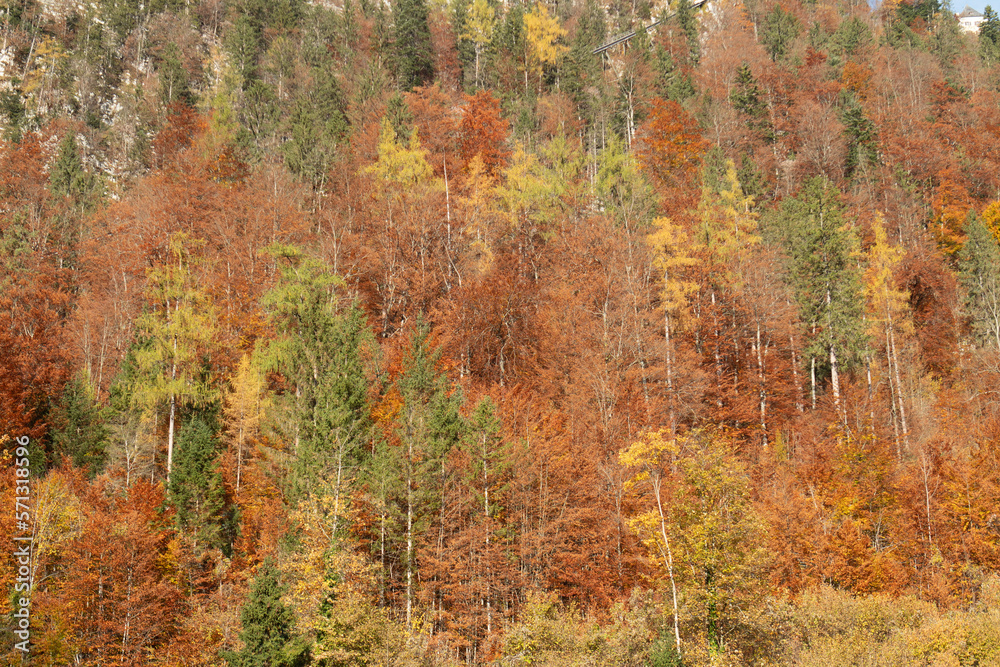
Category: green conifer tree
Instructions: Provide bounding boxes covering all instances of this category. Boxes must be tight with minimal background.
[563,0,606,120]
[231,0,305,31]
[0,88,26,142]
[385,91,415,141]
[168,414,229,553]
[841,100,878,179]
[653,45,695,103]
[760,5,800,61]
[764,177,867,407]
[980,6,1000,63]
[225,14,263,88]
[282,65,349,185]
[158,42,192,107]
[50,133,92,201]
[464,397,510,522]
[51,374,108,476]
[736,152,766,203]
[830,16,873,63]
[730,62,773,144]
[453,0,476,85]
[959,216,1000,351]
[373,318,466,625]
[223,560,309,667]
[674,0,700,64]
[99,0,144,46]
[262,249,373,508]
[392,0,435,90]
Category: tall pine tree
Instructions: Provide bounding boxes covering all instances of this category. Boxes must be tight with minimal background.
[392,0,435,90]
[50,132,93,202]
[50,373,108,476]
[764,177,867,408]
[980,6,1000,63]
[262,248,373,514]
[371,318,466,626]
[959,216,1000,351]
[168,414,229,554]
[223,560,308,667]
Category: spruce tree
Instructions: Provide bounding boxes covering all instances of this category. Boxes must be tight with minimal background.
[231,0,305,31]
[487,3,527,95]
[392,0,435,90]
[464,396,511,522]
[99,0,144,46]
[841,101,878,179]
[168,414,228,553]
[225,14,263,88]
[760,5,800,61]
[830,16,873,62]
[453,0,476,85]
[730,62,773,143]
[51,375,108,476]
[981,6,1000,63]
[675,0,700,64]
[959,216,1000,351]
[223,560,308,667]
[385,91,415,141]
[50,133,92,201]
[158,42,192,107]
[262,250,373,505]
[372,318,466,625]
[0,88,26,142]
[736,151,766,202]
[282,65,349,184]
[563,0,606,119]
[654,45,695,102]
[764,177,867,405]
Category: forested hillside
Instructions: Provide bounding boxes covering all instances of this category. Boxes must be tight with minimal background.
[3,0,1000,663]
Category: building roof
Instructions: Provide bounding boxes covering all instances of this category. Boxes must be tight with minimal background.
[957,5,983,18]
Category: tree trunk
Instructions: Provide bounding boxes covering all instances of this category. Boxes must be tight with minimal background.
[830,345,841,410]
[406,447,414,628]
[236,425,243,494]
[483,439,492,635]
[756,323,767,448]
[790,333,803,412]
[654,476,682,659]
[810,356,817,410]
[166,393,176,485]
[888,319,909,450]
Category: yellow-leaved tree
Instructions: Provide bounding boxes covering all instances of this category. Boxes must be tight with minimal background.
[458,154,500,276]
[462,0,496,88]
[223,353,269,494]
[863,214,912,456]
[495,144,566,244]
[647,217,701,433]
[697,161,760,276]
[365,118,436,189]
[619,430,684,659]
[282,495,409,665]
[981,199,1000,245]
[620,430,772,663]
[131,233,218,484]
[523,2,567,93]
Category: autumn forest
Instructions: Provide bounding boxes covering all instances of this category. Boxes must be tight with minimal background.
[2,0,1000,663]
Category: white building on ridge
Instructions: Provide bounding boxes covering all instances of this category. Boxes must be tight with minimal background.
[957,5,985,33]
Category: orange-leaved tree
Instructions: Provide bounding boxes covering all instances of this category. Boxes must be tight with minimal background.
[636,99,710,220]
[459,90,510,177]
